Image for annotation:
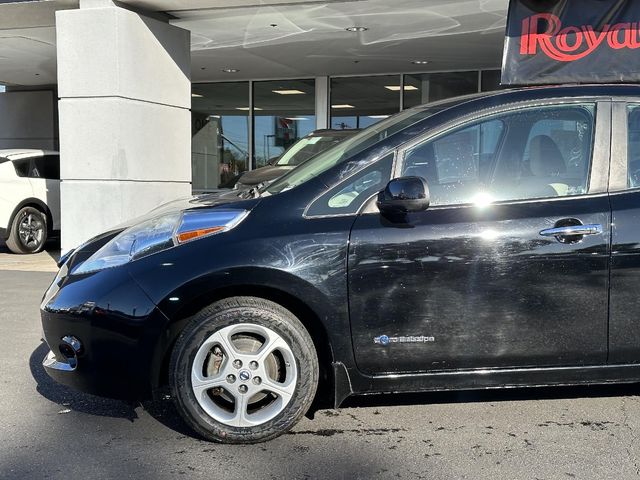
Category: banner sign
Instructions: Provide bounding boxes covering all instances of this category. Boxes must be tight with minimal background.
[502,0,640,85]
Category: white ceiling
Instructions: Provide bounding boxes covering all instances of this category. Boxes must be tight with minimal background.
[0,0,77,86]
[174,0,508,82]
[0,0,508,86]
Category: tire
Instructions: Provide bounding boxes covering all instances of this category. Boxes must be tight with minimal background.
[169,296,319,444]
[6,206,48,254]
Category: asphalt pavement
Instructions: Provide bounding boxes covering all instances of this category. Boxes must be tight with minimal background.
[1,265,640,479]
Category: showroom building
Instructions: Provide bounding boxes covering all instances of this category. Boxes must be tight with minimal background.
[0,0,508,251]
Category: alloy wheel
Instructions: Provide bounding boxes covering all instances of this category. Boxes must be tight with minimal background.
[18,212,45,250]
[190,323,297,428]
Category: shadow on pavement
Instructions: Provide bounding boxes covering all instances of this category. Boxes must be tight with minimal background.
[29,342,140,421]
[29,341,196,436]
[43,237,61,262]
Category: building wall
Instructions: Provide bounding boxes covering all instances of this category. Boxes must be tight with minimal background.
[0,90,57,150]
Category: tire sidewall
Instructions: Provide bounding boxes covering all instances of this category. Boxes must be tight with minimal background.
[170,298,318,443]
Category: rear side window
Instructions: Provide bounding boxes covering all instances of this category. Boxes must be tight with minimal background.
[628,106,640,187]
[12,159,30,177]
[33,155,60,180]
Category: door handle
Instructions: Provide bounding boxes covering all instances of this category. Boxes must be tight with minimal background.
[539,224,603,238]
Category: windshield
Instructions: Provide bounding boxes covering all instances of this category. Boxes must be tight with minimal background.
[264,101,459,195]
[275,134,350,167]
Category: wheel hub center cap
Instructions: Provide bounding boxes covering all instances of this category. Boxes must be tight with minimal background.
[238,369,252,382]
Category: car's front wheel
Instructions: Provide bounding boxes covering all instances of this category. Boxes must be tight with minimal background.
[6,206,48,254]
[169,297,319,443]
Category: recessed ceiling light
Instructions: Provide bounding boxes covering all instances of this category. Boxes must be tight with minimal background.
[222,68,239,73]
[412,60,430,65]
[369,115,390,119]
[331,104,356,109]
[235,107,263,111]
[346,26,368,32]
[191,93,203,98]
[384,85,419,91]
[286,117,310,121]
[272,89,306,95]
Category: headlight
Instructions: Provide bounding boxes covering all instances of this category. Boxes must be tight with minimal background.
[73,209,248,275]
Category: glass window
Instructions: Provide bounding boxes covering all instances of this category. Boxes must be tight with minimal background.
[33,155,60,180]
[400,105,595,206]
[254,80,316,169]
[275,132,354,167]
[192,83,250,190]
[265,99,458,195]
[13,159,30,177]
[330,76,400,130]
[628,106,640,187]
[404,71,479,108]
[306,153,394,217]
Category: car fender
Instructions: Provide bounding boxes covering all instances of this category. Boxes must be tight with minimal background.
[143,266,354,394]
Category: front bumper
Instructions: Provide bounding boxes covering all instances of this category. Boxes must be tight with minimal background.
[40,261,170,400]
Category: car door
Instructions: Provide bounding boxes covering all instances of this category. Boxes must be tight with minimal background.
[348,99,612,375]
[0,159,30,231]
[29,154,61,230]
[609,101,640,364]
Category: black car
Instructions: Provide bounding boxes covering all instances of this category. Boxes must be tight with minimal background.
[41,84,640,443]
[234,129,358,190]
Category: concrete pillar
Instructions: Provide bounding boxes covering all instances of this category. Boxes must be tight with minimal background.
[315,76,329,130]
[56,5,191,252]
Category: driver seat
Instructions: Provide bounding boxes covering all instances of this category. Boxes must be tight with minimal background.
[519,135,569,197]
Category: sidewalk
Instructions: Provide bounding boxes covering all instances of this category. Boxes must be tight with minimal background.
[0,239,59,273]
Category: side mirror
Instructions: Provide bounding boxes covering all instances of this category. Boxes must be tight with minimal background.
[377,176,430,216]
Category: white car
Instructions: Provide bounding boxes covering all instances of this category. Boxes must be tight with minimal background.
[0,150,60,254]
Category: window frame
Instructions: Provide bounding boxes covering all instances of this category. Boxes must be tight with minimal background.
[610,100,640,192]
[393,98,611,210]
[303,151,398,219]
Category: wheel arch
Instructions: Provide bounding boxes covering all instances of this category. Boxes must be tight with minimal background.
[8,197,54,235]
[152,280,339,408]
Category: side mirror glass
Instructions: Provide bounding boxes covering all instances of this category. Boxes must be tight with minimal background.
[377,176,430,217]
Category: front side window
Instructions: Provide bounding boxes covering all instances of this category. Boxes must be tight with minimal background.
[400,104,595,207]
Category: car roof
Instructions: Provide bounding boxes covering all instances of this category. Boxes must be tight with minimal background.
[308,129,360,137]
[0,149,59,161]
[431,83,640,110]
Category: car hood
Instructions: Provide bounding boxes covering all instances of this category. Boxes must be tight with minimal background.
[237,165,295,186]
[146,190,252,218]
